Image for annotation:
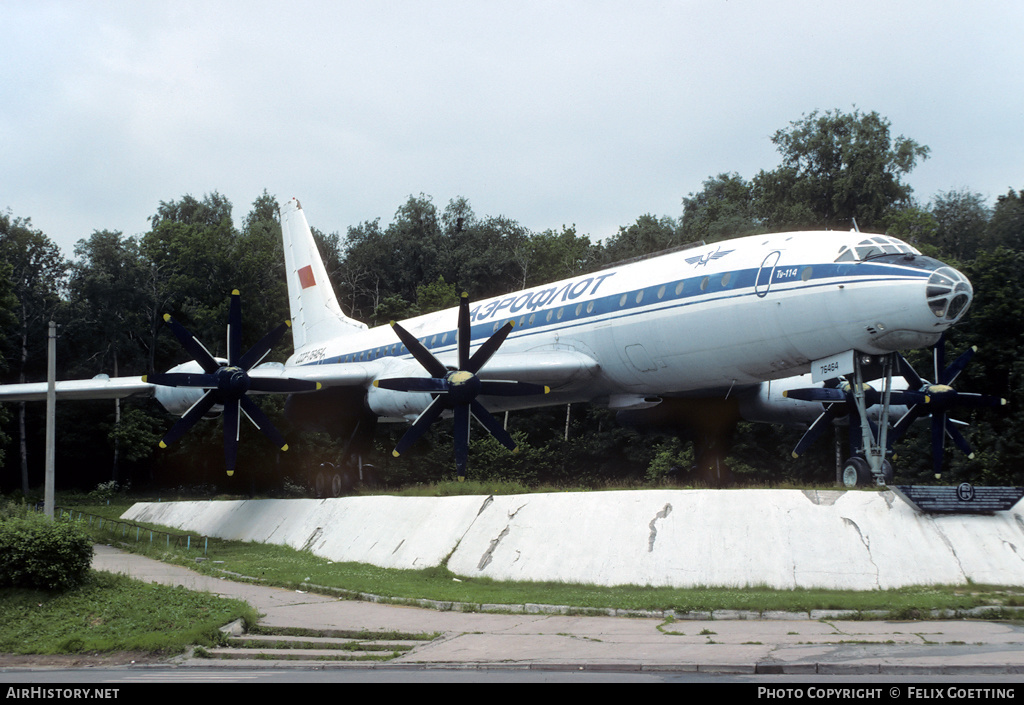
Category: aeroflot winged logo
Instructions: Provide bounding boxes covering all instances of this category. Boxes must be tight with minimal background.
[685,246,734,267]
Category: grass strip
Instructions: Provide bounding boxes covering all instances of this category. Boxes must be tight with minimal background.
[0,571,258,655]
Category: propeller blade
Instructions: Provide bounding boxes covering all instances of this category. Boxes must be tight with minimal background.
[470,400,517,451]
[393,396,447,457]
[478,380,550,397]
[223,398,240,475]
[784,387,847,403]
[391,321,448,378]
[238,321,292,371]
[792,407,840,458]
[947,391,1008,408]
[240,395,288,450]
[933,335,943,381]
[159,392,217,448]
[897,353,925,391]
[467,321,514,374]
[228,289,242,367]
[892,405,926,441]
[457,292,471,370]
[930,412,950,476]
[942,345,977,385]
[373,377,449,393]
[144,372,217,388]
[163,315,219,373]
[946,424,976,459]
[247,377,321,394]
[453,403,470,479]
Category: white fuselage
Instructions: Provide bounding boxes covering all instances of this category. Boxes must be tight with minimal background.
[285,230,971,422]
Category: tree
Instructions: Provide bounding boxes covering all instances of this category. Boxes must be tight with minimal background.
[987,188,1024,251]
[595,214,682,266]
[0,262,17,472]
[883,205,938,250]
[681,173,764,243]
[752,108,930,231]
[140,192,237,367]
[0,212,68,495]
[516,225,592,289]
[929,189,990,261]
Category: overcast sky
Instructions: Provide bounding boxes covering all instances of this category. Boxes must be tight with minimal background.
[3,0,1023,258]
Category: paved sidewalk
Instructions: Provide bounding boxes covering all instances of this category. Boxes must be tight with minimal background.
[92,545,1024,674]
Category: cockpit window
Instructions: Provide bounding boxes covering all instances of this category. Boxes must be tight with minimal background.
[834,236,920,263]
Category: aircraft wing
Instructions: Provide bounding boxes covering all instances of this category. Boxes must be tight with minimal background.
[0,376,156,402]
[0,350,598,403]
[249,361,385,388]
[464,349,599,388]
[272,350,599,391]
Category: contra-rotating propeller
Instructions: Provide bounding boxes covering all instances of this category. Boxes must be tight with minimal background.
[890,336,1007,476]
[144,289,321,476]
[373,292,550,479]
[784,379,929,459]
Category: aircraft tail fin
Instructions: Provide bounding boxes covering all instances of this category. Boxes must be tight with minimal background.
[280,198,367,349]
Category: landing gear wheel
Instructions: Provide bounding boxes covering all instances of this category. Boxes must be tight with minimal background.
[841,457,872,487]
[879,459,894,485]
[330,471,353,497]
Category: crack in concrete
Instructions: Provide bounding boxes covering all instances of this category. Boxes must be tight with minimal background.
[302,527,323,552]
[842,517,880,588]
[476,502,528,571]
[477,527,510,571]
[648,504,673,552]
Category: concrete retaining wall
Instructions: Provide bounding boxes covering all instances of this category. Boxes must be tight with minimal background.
[121,489,1024,590]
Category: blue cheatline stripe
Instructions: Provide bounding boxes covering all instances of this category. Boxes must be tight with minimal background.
[302,262,928,367]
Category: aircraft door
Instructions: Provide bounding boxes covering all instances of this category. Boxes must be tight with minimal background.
[755,251,781,297]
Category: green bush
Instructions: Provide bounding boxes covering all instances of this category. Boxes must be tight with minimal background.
[0,514,93,591]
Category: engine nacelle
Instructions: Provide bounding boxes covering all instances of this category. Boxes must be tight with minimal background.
[366,360,437,421]
[152,359,224,417]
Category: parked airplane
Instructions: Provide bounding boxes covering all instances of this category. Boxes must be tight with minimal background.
[0,198,982,486]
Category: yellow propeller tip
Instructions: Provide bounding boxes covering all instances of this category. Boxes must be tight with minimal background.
[392,450,401,458]
[285,319,292,328]
[389,320,397,327]
[232,289,240,295]
[315,382,322,390]
[461,291,469,299]
[372,380,380,387]
[281,444,289,452]
[162,313,171,322]
[458,476,465,483]
[141,375,148,383]
[544,386,551,394]
[791,452,799,459]
[782,390,790,397]
[226,470,234,477]
[158,441,167,449]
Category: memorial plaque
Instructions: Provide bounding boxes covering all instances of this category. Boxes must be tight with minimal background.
[890,484,1024,514]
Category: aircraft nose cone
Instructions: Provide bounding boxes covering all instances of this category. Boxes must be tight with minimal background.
[926,266,973,324]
